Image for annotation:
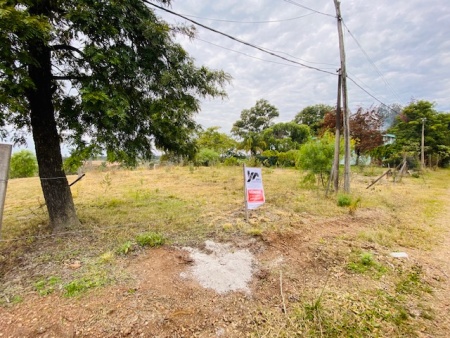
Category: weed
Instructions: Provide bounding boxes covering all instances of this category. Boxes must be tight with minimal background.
[337,194,352,207]
[347,251,387,276]
[396,265,432,295]
[64,273,109,297]
[98,251,115,264]
[34,276,62,296]
[116,241,133,255]
[100,173,112,192]
[135,232,165,247]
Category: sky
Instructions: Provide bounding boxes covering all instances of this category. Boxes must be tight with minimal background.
[153,0,450,134]
[8,0,450,153]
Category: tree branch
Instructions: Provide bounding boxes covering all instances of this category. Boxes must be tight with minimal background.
[52,75,87,81]
[51,44,85,57]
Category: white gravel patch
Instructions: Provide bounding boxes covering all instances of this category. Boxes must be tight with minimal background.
[182,240,255,294]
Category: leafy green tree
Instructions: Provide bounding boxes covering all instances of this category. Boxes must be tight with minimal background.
[231,99,279,155]
[262,122,310,152]
[0,0,229,230]
[387,101,450,167]
[294,104,333,135]
[9,150,37,179]
[296,133,336,186]
[196,127,236,157]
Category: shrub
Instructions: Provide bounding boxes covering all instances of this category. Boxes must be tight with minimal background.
[9,150,38,178]
[195,148,220,166]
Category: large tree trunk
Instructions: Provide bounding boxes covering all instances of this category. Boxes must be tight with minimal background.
[26,5,79,231]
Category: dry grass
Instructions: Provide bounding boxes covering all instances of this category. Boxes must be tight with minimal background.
[1,164,449,336]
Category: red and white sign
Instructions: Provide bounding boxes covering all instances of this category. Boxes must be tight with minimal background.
[244,167,265,210]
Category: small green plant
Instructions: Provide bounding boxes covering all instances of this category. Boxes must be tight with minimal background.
[396,265,432,295]
[337,194,352,207]
[347,251,387,275]
[34,276,62,296]
[135,232,165,247]
[116,241,133,255]
[64,274,108,297]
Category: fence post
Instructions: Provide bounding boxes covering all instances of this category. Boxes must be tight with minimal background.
[0,144,12,239]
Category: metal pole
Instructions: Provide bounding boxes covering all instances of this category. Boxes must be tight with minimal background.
[0,144,12,239]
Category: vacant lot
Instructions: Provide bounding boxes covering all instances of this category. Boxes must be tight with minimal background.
[1,165,449,337]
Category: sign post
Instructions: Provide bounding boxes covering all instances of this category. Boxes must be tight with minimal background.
[243,165,265,222]
[0,144,12,239]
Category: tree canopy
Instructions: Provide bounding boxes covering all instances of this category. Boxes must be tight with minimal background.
[0,0,230,229]
[293,104,333,135]
[231,99,279,156]
[387,100,450,167]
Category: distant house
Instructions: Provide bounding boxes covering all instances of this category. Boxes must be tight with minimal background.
[382,133,396,145]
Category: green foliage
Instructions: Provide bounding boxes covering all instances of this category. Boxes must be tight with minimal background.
[347,251,387,275]
[296,133,335,185]
[232,99,279,155]
[195,148,220,166]
[0,0,230,166]
[196,127,236,157]
[223,157,239,166]
[34,276,62,296]
[116,241,133,255]
[135,232,165,247]
[64,274,109,297]
[9,150,37,178]
[262,122,310,152]
[337,194,352,207]
[386,100,450,167]
[294,104,333,135]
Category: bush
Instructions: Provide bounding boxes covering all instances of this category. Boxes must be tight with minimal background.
[195,148,220,166]
[223,157,238,166]
[9,150,38,178]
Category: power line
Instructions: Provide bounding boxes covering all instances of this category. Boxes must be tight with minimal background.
[282,0,336,18]
[172,12,316,24]
[342,20,403,103]
[347,75,397,113]
[144,1,337,76]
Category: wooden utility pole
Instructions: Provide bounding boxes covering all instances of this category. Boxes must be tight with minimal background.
[0,144,12,239]
[333,0,351,193]
[332,70,342,192]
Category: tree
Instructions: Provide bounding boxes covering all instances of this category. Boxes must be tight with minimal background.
[296,133,336,186]
[262,122,310,152]
[350,108,384,165]
[196,127,236,157]
[388,100,450,167]
[231,99,279,155]
[293,104,333,135]
[9,150,37,179]
[0,0,229,231]
[321,107,384,165]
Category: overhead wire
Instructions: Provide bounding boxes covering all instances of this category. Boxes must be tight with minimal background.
[342,20,403,103]
[144,1,337,76]
[173,12,316,24]
[282,0,336,18]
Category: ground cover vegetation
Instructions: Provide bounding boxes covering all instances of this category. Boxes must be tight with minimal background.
[0,164,449,336]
